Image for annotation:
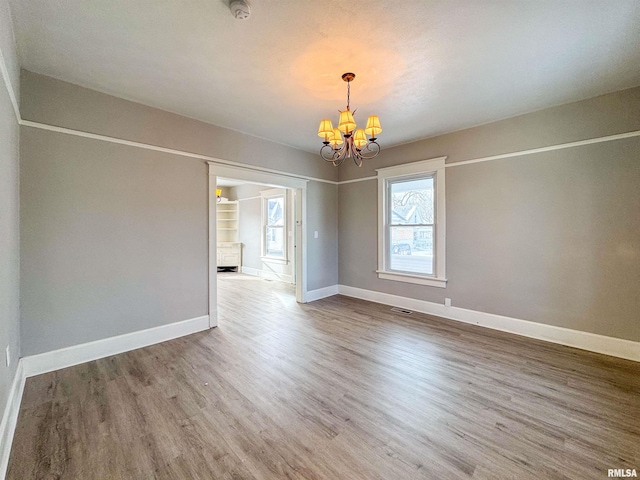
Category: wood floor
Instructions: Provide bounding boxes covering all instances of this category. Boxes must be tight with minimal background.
[7,273,640,479]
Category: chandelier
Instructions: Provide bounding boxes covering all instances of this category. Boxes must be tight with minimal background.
[317,73,382,167]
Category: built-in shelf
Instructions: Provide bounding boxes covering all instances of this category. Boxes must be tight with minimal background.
[216,201,241,269]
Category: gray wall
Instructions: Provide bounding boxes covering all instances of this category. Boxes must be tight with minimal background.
[338,86,640,182]
[232,184,267,272]
[307,181,339,291]
[19,72,340,355]
[230,182,339,289]
[237,196,262,271]
[20,70,339,183]
[339,88,640,342]
[228,183,264,201]
[20,128,209,355]
[16,67,638,354]
[0,0,21,423]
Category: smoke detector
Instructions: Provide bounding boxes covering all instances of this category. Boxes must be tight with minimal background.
[230,1,251,20]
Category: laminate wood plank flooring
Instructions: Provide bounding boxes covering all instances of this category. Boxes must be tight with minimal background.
[7,273,640,479]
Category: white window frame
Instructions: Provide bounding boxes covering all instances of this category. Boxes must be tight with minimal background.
[261,188,288,264]
[377,156,447,288]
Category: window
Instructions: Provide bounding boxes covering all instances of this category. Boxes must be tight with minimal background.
[262,189,287,261]
[377,157,447,287]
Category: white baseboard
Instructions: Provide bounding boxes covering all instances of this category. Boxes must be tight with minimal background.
[21,315,210,378]
[338,285,640,362]
[0,314,210,478]
[0,360,26,480]
[241,266,293,284]
[241,266,260,276]
[305,284,339,303]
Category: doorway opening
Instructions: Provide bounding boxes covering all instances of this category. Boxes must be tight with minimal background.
[215,178,298,319]
[207,162,308,328]
[216,179,296,281]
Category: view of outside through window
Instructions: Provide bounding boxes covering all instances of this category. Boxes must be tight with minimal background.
[389,176,434,275]
[266,196,285,258]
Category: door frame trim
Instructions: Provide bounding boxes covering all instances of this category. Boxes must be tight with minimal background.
[207,162,308,327]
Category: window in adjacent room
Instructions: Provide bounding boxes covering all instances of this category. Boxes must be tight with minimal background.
[377,157,447,288]
[262,189,286,261]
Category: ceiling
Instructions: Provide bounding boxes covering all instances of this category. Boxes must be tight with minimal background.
[8,0,640,153]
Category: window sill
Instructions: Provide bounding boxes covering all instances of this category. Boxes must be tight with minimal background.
[376,270,447,288]
[261,256,288,265]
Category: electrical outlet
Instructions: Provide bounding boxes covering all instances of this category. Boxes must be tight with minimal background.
[444,298,452,307]
[314,231,319,239]
[5,345,9,367]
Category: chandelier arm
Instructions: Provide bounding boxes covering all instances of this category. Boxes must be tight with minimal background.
[320,143,342,162]
[333,142,349,165]
[334,143,348,164]
[355,140,381,160]
[332,156,346,167]
[321,135,357,164]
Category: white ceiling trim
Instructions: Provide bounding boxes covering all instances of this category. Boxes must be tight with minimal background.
[444,130,640,168]
[1,44,338,185]
[19,118,640,187]
[20,119,339,185]
[0,39,20,123]
[337,130,640,184]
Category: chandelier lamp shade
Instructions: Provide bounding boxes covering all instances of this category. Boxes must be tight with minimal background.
[317,73,382,167]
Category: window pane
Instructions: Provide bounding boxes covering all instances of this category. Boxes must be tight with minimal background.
[266,226,284,257]
[389,225,433,275]
[390,177,434,225]
[267,197,284,226]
